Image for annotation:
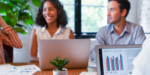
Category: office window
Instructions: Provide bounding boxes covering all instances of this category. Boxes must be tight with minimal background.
[138,0,150,34]
[60,0,108,38]
[59,0,75,31]
[82,0,108,32]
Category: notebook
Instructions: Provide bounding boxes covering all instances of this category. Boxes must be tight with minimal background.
[95,45,142,75]
[38,39,91,70]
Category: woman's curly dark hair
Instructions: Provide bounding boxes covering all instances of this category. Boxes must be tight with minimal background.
[35,0,68,28]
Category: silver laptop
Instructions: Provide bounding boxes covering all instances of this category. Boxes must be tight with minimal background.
[38,39,91,70]
[95,45,142,75]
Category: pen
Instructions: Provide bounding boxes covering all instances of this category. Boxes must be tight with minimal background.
[45,73,46,75]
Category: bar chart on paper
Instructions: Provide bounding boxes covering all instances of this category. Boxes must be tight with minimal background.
[105,54,124,71]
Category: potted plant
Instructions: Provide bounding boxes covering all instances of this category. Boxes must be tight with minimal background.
[0,0,34,34]
[0,0,34,62]
[49,56,70,75]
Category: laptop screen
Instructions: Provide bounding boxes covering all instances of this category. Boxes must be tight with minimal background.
[98,46,141,75]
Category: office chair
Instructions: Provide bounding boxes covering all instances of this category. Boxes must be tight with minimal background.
[3,43,13,63]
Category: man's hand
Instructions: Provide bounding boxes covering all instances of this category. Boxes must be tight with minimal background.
[0,15,2,23]
[0,15,8,28]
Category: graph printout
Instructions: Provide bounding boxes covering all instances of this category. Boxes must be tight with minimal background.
[102,48,141,75]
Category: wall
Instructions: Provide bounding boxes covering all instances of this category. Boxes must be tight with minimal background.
[13,0,38,63]
[13,22,32,63]
[137,0,150,33]
[126,0,138,24]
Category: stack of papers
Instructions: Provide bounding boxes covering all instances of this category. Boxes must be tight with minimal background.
[79,72,97,75]
[88,61,96,68]
[0,64,41,75]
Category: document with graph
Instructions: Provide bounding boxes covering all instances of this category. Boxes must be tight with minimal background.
[102,48,141,75]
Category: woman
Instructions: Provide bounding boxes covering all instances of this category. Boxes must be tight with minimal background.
[0,16,23,64]
[30,0,75,62]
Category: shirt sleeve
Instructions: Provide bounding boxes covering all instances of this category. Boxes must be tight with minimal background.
[90,28,106,61]
[1,26,23,48]
[134,26,146,44]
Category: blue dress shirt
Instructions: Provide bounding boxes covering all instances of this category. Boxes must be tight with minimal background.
[90,21,146,61]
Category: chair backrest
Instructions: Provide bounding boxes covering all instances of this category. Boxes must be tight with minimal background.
[3,43,13,63]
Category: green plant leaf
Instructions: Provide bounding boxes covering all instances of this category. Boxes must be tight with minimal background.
[49,60,58,68]
[53,59,58,66]
[19,11,34,25]
[6,11,18,27]
[0,2,11,11]
[24,18,34,25]
[49,56,69,71]
[13,0,25,2]
[0,0,34,34]
[13,27,28,34]
[16,23,27,29]
[0,0,10,2]
[17,2,28,10]
[0,10,7,16]
[32,0,41,7]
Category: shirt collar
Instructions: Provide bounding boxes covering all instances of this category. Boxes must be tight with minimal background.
[55,26,64,34]
[110,22,130,34]
[41,26,65,34]
[110,24,114,33]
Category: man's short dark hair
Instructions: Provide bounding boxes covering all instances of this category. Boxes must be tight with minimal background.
[109,0,130,17]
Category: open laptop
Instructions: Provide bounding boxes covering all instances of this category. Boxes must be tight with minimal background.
[38,39,91,70]
[95,45,142,75]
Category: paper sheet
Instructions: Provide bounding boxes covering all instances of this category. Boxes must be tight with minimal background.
[0,64,41,75]
[16,64,41,71]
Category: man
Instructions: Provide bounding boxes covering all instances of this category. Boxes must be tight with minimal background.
[0,15,23,64]
[90,0,146,61]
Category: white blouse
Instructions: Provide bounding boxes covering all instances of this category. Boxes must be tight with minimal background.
[34,26,71,57]
[34,26,71,39]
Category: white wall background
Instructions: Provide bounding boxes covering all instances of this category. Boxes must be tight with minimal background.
[13,0,38,63]
[137,0,150,33]
[127,0,138,24]
[13,0,140,63]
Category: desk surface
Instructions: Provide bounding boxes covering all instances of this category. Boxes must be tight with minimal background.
[11,62,97,75]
